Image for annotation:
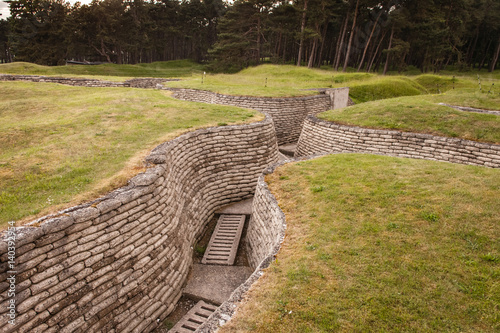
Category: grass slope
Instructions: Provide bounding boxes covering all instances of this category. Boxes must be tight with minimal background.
[319,90,500,144]
[222,154,500,332]
[166,64,429,99]
[0,81,261,226]
[3,62,496,102]
[166,65,498,102]
[0,60,204,79]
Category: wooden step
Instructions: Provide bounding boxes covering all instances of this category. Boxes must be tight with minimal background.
[168,301,217,333]
[201,214,245,266]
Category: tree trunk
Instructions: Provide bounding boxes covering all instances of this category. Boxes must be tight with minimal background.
[275,30,282,59]
[479,39,492,71]
[368,30,386,72]
[343,0,360,72]
[297,0,308,66]
[92,39,112,63]
[308,36,318,68]
[383,26,394,75]
[116,45,122,64]
[334,14,349,70]
[316,23,328,67]
[327,38,336,65]
[466,27,480,66]
[357,8,383,72]
[489,35,500,72]
[257,15,261,64]
[283,36,287,63]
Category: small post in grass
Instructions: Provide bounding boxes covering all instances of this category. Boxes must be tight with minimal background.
[437,84,441,94]
[202,71,206,84]
[488,83,494,94]
[453,76,455,89]
[478,75,481,91]
[265,77,267,88]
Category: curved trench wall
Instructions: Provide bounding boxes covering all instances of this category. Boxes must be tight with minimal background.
[167,88,349,145]
[0,116,278,333]
[296,116,500,168]
[245,175,288,269]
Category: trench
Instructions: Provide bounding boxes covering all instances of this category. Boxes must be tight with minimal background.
[3,75,495,333]
[1,75,343,333]
[154,205,253,332]
[153,143,298,332]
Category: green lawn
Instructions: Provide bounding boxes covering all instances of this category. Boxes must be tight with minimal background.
[165,64,497,102]
[222,154,500,332]
[166,64,432,99]
[319,90,500,144]
[2,62,498,228]
[3,62,496,103]
[0,81,261,226]
[0,60,204,79]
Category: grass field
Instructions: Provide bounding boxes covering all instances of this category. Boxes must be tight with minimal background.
[2,62,499,330]
[166,64,498,101]
[319,90,500,144]
[0,60,204,79]
[167,64,430,99]
[2,62,497,223]
[2,61,498,102]
[221,154,500,332]
[0,81,260,227]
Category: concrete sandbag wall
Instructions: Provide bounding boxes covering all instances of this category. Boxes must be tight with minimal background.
[296,116,500,168]
[0,74,178,88]
[0,116,278,333]
[197,163,289,332]
[168,88,349,145]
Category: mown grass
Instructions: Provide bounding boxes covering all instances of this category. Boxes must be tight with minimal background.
[0,81,261,227]
[166,64,499,102]
[319,90,500,144]
[348,77,426,103]
[166,64,430,99]
[0,60,204,79]
[3,62,496,102]
[221,154,500,333]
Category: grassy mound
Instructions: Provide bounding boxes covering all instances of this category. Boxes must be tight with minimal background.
[237,65,375,83]
[0,81,260,226]
[221,154,500,332]
[348,77,426,103]
[167,64,430,99]
[0,60,204,79]
[412,74,476,93]
[319,90,500,144]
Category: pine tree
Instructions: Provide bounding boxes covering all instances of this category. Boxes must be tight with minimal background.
[209,0,271,71]
[8,0,69,65]
[0,19,11,62]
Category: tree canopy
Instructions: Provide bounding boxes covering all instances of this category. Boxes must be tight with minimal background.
[0,0,499,73]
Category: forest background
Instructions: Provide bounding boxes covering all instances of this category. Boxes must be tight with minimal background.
[0,0,499,74]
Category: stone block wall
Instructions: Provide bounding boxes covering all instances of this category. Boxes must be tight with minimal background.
[125,78,179,88]
[167,88,349,145]
[296,116,500,168]
[0,74,128,87]
[0,116,278,333]
[0,74,177,88]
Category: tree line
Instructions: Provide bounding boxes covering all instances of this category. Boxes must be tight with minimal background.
[1,0,499,73]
